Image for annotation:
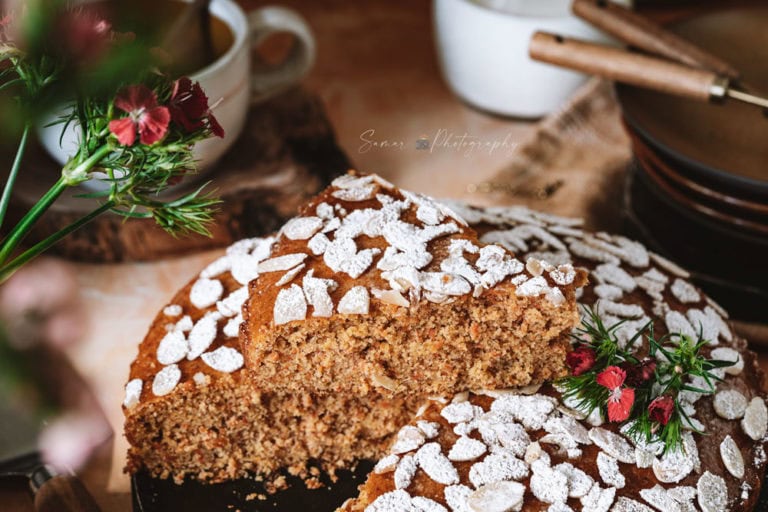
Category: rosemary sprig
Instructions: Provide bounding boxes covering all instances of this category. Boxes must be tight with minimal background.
[558,306,736,453]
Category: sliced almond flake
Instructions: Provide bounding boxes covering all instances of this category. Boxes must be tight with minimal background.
[713,389,748,420]
[230,253,262,286]
[282,216,323,240]
[394,454,418,489]
[199,255,231,279]
[588,427,635,463]
[448,436,487,462]
[417,442,460,485]
[373,454,399,474]
[152,364,181,397]
[530,463,568,504]
[597,300,644,319]
[685,309,719,345]
[324,237,380,278]
[580,485,615,512]
[123,379,142,408]
[322,216,341,234]
[301,270,336,318]
[652,434,697,483]
[275,264,305,287]
[273,284,307,326]
[412,497,447,512]
[332,174,375,189]
[223,315,241,338]
[157,330,188,365]
[173,315,193,333]
[592,263,637,292]
[421,272,472,296]
[416,203,444,226]
[612,497,654,512]
[720,434,744,478]
[710,347,743,375]
[664,311,696,339]
[525,258,544,277]
[201,346,244,373]
[186,313,219,360]
[444,485,472,512]
[337,286,370,314]
[466,481,525,512]
[307,232,330,255]
[416,421,440,439]
[315,202,334,219]
[371,372,397,391]
[593,284,623,300]
[697,471,728,512]
[515,276,551,298]
[567,239,620,265]
[189,278,224,309]
[163,304,182,317]
[670,278,701,304]
[596,452,625,488]
[468,451,528,488]
[391,425,426,454]
[704,305,733,342]
[216,286,249,318]
[553,462,593,498]
[372,288,410,307]
[441,401,483,424]
[548,264,576,286]
[650,252,690,278]
[640,485,683,512]
[258,253,307,273]
[543,415,591,445]
[332,185,377,202]
[365,489,412,512]
[742,397,768,440]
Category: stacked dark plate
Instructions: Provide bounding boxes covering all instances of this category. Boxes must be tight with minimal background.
[616,6,768,322]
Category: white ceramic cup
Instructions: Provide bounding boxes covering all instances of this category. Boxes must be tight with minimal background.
[433,0,619,118]
[37,0,315,178]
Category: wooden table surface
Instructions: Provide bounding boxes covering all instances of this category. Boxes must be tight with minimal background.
[3,1,766,511]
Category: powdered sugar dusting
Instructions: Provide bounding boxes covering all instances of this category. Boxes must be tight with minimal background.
[273,284,307,326]
[123,378,142,408]
[201,346,244,373]
[152,364,181,396]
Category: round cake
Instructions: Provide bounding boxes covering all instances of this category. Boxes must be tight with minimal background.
[341,202,767,512]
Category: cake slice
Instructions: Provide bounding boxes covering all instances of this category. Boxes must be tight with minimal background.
[123,236,421,483]
[338,204,768,512]
[241,173,586,397]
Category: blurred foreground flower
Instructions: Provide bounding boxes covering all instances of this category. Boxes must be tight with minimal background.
[0,1,223,283]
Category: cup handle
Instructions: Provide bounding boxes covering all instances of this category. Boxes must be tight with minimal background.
[247,6,316,102]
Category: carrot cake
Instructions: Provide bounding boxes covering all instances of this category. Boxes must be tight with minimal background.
[241,172,586,397]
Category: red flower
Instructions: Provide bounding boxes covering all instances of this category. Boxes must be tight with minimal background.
[597,366,635,422]
[109,85,170,146]
[169,77,224,138]
[57,7,113,65]
[621,357,657,387]
[567,345,596,376]
[648,396,675,425]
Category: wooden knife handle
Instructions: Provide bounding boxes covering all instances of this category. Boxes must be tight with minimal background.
[571,0,739,79]
[529,31,718,102]
[33,475,101,512]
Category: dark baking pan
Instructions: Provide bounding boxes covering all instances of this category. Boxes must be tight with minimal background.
[616,6,768,202]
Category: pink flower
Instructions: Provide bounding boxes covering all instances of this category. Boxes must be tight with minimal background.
[56,7,113,64]
[566,345,596,376]
[648,396,675,426]
[597,366,635,422]
[169,77,224,138]
[108,85,170,146]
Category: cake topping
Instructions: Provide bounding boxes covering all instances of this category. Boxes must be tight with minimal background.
[282,216,324,240]
[580,484,615,512]
[596,451,625,488]
[669,278,701,304]
[273,284,308,326]
[710,347,742,375]
[441,401,483,424]
[696,471,728,512]
[612,497,654,512]
[189,278,224,309]
[652,433,698,483]
[720,434,744,478]
[554,462,593,498]
[416,421,440,439]
[588,428,635,463]
[156,330,188,365]
[163,304,182,317]
[394,454,417,489]
[444,485,472,512]
[468,451,528,488]
[258,253,307,273]
[416,442,460,485]
[274,263,305,287]
[151,364,181,396]
[201,346,244,373]
[337,286,370,315]
[186,313,219,360]
[302,271,337,318]
[530,460,569,504]
[713,389,748,420]
[466,481,524,512]
[373,454,399,474]
[391,425,427,454]
[123,378,142,408]
[448,436,487,462]
[741,397,768,440]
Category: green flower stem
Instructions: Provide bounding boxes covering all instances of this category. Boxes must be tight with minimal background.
[0,122,31,231]
[0,143,113,265]
[0,201,114,284]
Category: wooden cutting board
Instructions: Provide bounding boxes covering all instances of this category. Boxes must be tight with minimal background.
[2,87,350,263]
